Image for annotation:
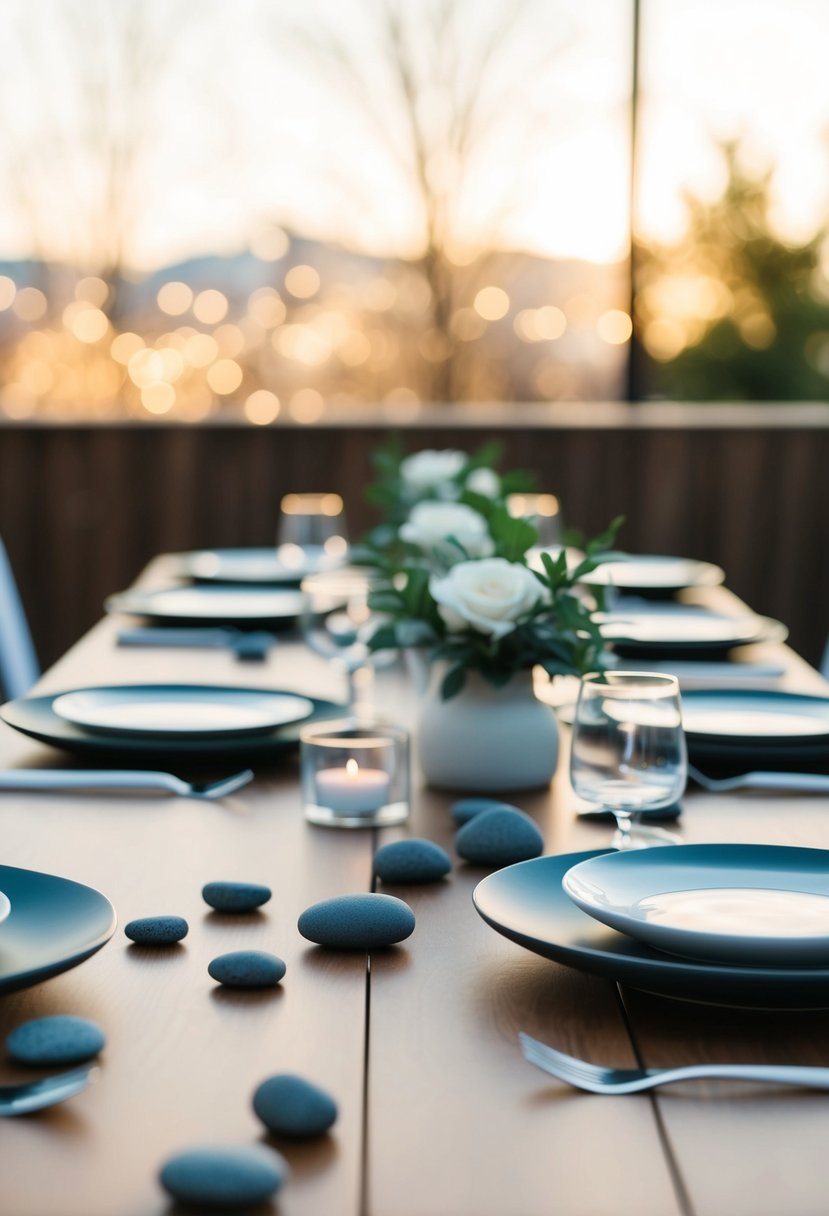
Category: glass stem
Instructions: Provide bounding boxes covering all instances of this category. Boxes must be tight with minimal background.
[614,810,633,848]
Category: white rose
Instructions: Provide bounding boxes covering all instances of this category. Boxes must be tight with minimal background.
[465,467,500,497]
[400,501,494,557]
[400,449,467,493]
[430,558,545,638]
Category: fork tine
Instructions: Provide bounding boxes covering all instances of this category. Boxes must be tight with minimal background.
[519,1034,611,1083]
[195,769,255,799]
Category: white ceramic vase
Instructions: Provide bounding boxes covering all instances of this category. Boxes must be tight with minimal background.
[416,663,559,792]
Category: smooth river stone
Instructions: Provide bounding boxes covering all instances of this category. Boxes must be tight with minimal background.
[450,798,517,826]
[124,915,188,945]
[373,839,452,884]
[253,1073,338,1139]
[202,881,272,913]
[455,806,544,867]
[207,950,286,989]
[159,1144,287,1209]
[298,893,415,949]
[6,1015,105,1065]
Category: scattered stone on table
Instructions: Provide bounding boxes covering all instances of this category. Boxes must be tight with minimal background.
[159,1144,288,1209]
[298,893,415,950]
[455,806,544,867]
[6,1015,105,1065]
[124,915,188,946]
[373,839,452,884]
[207,950,286,989]
[253,1073,338,1139]
[202,881,272,913]
[450,798,518,826]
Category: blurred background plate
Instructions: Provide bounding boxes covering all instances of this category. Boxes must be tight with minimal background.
[600,607,787,655]
[177,545,347,585]
[580,554,725,594]
[105,585,305,629]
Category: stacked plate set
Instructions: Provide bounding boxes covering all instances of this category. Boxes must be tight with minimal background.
[474,843,829,1010]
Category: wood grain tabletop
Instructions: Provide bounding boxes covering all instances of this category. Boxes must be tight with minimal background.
[0,568,826,1215]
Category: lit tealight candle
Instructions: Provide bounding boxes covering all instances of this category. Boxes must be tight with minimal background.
[316,758,390,815]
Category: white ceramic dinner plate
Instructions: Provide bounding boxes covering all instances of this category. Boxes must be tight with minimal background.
[599,607,787,652]
[105,585,305,626]
[178,545,347,585]
[52,686,314,738]
[681,690,829,743]
[562,845,829,966]
[0,891,11,928]
[581,554,724,592]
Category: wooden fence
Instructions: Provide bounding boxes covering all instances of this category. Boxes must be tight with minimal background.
[1,404,828,670]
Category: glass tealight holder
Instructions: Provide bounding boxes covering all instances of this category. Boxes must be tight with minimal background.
[300,722,410,829]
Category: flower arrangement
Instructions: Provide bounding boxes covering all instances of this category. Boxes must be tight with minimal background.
[362,443,621,699]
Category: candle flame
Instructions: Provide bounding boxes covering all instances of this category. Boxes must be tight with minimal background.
[346,758,359,778]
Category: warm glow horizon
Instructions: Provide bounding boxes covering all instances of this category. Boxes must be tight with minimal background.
[0,0,827,274]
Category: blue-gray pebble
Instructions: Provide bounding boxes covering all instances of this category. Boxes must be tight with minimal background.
[208,950,286,989]
[253,1073,338,1139]
[6,1015,105,1065]
[455,806,544,867]
[159,1144,287,1208]
[298,893,415,949]
[202,881,272,913]
[450,797,517,826]
[374,839,452,884]
[125,915,188,945]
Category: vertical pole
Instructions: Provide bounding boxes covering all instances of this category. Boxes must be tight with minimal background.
[625,0,641,403]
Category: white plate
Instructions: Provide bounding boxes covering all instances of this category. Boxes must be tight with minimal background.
[581,554,724,591]
[0,891,10,927]
[562,844,829,965]
[681,690,829,743]
[106,585,305,625]
[180,545,347,584]
[52,686,314,738]
[599,607,786,651]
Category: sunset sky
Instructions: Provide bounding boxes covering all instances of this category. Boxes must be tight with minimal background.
[0,0,827,271]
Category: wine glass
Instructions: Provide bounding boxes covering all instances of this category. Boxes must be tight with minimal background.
[570,671,687,849]
[300,568,395,717]
[277,493,349,570]
[507,492,562,547]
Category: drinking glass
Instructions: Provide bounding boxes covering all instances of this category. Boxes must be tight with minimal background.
[570,671,687,849]
[300,568,395,716]
[507,492,562,547]
[277,493,348,564]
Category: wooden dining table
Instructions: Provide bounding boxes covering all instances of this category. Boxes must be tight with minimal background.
[1,563,829,1216]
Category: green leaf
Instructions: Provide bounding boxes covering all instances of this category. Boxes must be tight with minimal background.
[488,507,538,561]
[441,663,467,700]
[367,623,398,651]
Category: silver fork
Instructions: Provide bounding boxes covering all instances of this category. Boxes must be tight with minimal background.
[0,1065,96,1115]
[687,764,829,794]
[0,769,255,799]
[519,1033,829,1094]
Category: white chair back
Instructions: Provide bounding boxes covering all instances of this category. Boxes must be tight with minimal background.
[0,538,39,701]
